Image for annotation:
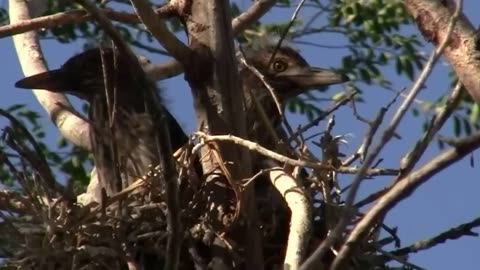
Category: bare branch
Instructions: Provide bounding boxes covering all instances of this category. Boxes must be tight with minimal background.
[288,92,355,144]
[0,6,176,38]
[231,0,276,34]
[343,91,400,165]
[75,0,135,60]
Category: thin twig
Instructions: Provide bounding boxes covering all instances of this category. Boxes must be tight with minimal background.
[343,90,402,165]
[375,247,427,270]
[399,81,463,177]
[288,92,355,144]
[268,0,308,67]
[391,216,480,258]
[74,0,136,63]
[237,49,283,116]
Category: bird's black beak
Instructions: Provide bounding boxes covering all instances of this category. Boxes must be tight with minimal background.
[305,67,349,87]
[15,69,69,92]
[15,69,90,100]
[279,66,349,91]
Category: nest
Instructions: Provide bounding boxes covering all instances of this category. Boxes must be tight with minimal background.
[0,109,391,270]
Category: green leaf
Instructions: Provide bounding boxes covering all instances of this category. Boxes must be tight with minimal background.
[453,116,461,136]
[469,103,480,123]
[6,104,26,112]
[358,68,371,84]
[463,118,472,135]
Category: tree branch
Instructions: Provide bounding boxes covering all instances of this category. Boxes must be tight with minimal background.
[176,0,268,267]
[129,0,190,64]
[404,0,480,103]
[269,169,311,270]
[390,216,480,258]
[0,6,176,38]
[399,81,463,177]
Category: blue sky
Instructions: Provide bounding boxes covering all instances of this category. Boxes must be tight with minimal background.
[1,1,479,269]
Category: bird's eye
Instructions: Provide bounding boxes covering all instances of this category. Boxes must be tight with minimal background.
[272,60,288,72]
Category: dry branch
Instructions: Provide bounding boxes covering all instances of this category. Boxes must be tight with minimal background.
[0,6,176,38]
[195,132,398,176]
[129,0,189,64]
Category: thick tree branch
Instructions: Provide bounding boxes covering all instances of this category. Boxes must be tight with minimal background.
[269,169,311,270]
[9,0,91,151]
[405,0,480,103]
[176,0,271,267]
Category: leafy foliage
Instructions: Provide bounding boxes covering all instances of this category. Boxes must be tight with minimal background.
[0,104,91,191]
[0,8,7,26]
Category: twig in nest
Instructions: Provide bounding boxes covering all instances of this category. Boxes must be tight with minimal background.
[194,132,398,176]
[288,92,355,144]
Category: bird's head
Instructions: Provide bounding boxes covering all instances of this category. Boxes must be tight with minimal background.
[239,45,349,101]
[15,48,149,102]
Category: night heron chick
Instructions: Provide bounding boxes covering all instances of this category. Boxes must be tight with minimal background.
[238,44,349,159]
[15,48,188,196]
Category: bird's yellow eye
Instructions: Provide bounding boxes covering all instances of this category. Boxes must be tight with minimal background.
[272,60,288,72]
